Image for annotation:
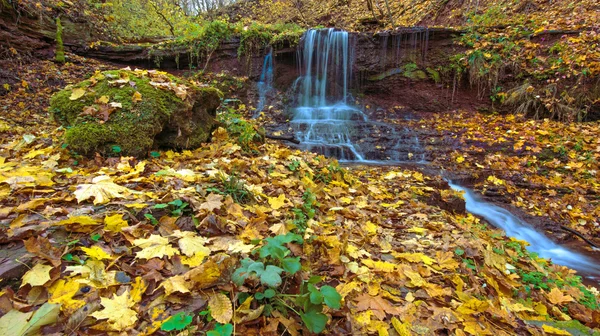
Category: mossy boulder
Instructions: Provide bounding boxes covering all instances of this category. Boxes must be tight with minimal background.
[50,69,222,157]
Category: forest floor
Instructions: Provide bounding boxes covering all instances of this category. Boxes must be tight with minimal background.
[0,55,600,336]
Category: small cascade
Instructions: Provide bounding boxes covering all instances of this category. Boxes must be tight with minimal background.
[253,47,274,118]
[291,28,366,161]
[291,28,427,163]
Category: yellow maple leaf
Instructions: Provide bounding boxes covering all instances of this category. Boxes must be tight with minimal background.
[20,264,53,287]
[208,293,233,324]
[91,291,138,331]
[133,234,179,259]
[74,177,133,205]
[171,230,210,257]
[69,88,86,100]
[96,95,109,104]
[268,194,287,210]
[56,215,99,226]
[48,279,85,312]
[162,275,190,296]
[130,277,147,305]
[104,213,128,232]
[456,155,465,163]
[547,287,574,305]
[81,246,113,261]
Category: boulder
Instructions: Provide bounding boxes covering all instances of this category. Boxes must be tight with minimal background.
[50,69,222,157]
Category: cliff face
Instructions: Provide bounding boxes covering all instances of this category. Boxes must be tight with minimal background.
[0,3,94,57]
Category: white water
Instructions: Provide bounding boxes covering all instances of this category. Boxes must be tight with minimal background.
[449,182,600,281]
[254,48,274,118]
[291,28,427,163]
[291,28,366,161]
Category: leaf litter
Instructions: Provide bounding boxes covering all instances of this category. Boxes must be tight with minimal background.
[0,57,598,336]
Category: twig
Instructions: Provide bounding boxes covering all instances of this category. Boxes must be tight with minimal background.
[560,225,599,249]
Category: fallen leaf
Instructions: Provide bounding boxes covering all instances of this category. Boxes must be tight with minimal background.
[69,88,86,100]
[0,302,60,336]
[104,213,128,232]
[21,264,53,287]
[74,177,133,205]
[91,291,138,331]
[547,287,574,305]
[200,193,223,212]
[209,292,233,324]
[268,194,287,210]
[133,234,179,259]
[81,246,113,261]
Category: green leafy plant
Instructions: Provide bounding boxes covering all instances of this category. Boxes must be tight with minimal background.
[291,190,319,233]
[160,312,193,332]
[217,106,264,151]
[154,199,190,217]
[207,173,253,204]
[232,233,341,333]
[207,323,233,336]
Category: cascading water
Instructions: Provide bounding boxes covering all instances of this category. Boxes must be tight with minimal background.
[253,47,274,118]
[291,28,426,162]
[449,182,600,283]
[291,28,366,161]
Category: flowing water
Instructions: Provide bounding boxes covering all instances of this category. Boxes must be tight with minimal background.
[449,182,600,284]
[286,28,600,281]
[254,48,274,118]
[291,28,426,163]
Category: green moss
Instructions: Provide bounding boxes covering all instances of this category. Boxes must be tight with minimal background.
[55,17,65,64]
[526,320,600,336]
[51,70,218,157]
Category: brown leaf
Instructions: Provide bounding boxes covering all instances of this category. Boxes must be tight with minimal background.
[200,193,223,212]
[24,237,63,267]
[353,293,405,320]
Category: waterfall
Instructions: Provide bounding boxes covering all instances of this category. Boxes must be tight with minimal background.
[291,28,427,163]
[291,28,366,161]
[254,47,274,118]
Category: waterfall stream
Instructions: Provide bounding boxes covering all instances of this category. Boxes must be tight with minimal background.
[291,28,427,163]
[283,28,600,282]
[254,47,274,118]
[449,182,600,284]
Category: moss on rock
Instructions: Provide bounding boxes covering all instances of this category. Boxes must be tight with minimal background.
[50,69,221,157]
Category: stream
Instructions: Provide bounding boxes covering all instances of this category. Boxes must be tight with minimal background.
[259,28,600,285]
[449,182,600,285]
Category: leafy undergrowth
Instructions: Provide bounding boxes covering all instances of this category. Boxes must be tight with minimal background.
[1,59,600,335]
[403,111,600,240]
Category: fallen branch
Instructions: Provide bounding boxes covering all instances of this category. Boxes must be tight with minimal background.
[265,134,300,144]
[560,225,599,249]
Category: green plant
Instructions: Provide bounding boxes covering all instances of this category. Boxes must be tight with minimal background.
[217,106,264,150]
[287,160,301,172]
[154,199,190,217]
[519,271,549,291]
[207,173,252,204]
[144,213,159,225]
[291,190,319,233]
[232,233,341,334]
[207,323,233,336]
[160,312,193,332]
